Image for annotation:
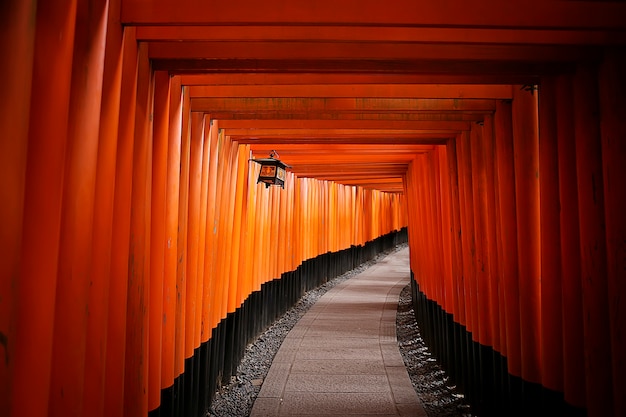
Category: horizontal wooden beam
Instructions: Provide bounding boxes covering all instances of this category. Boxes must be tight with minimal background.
[136,25,626,45]
[249,143,435,153]
[192,97,497,113]
[233,135,451,145]
[155,58,569,79]
[189,84,512,99]
[148,41,597,62]
[180,73,538,86]
[220,120,471,131]
[122,0,626,30]
[207,111,485,122]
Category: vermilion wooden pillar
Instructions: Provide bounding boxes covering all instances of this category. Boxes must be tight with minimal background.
[49,0,108,413]
[202,120,219,334]
[105,26,138,417]
[598,48,626,417]
[437,146,455,320]
[83,1,122,415]
[555,73,585,410]
[482,114,500,356]
[196,114,210,347]
[538,76,564,398]
[494,98,522,389]
[574,63,613,417]
[469,123,492,348]
[160,74,181,400]
[11,1,76,416]
[124,42,153,417]
[0,1,35,410]
[229,146,250,311]
[186,111,205,359]
[149,70,170,412]
[511,85,542,391]
[445,139,465,329]
[456,132,477,340]
[170,78,185,387]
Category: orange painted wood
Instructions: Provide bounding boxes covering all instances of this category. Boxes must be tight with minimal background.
[210,132,233,325]
[121,0,626,30]
[437,146,454,315]
[195,114,210,346]
[149,70,170,410]
[137,25,626,46]
[0,0,35,410]
[469,124,490,346]
[203,120,220,332]
[482,114,500,353]
[494,98,521,377]
[197,115,211,344]
[49,0,108,412]
[555,73,585,408]
[149,40,594,63]
[211,112,485,122]
[164,76,183,382]
[185,111,202,358]
[598,49,626,417]
[511,85,541,385]
[189,84,512,99]
[445,139,465,325]
[9,1,76,416]
[157,72,181,388]
[180,73,539,87]
[456,131,477,338]
[191,97,496,114]
[537,76,564,394]
[104,26,138,417]
[574,64,613,417]
[124,42,152,417]
[232,145,251,308]
[83,1,124,414]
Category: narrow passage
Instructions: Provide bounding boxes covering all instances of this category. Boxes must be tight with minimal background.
[250,247,427,417]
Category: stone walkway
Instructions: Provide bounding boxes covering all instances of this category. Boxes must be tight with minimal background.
[250,247,428,417]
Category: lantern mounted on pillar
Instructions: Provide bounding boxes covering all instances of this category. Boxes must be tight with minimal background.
[250,150,291,189]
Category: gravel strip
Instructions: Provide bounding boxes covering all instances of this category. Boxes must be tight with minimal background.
[208,244,473,417]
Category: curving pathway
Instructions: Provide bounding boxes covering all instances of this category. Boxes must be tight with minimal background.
[250,247,428,417]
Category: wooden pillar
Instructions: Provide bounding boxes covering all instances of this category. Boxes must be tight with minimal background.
[574,63,613,417]
[555,73,585,409]
[470,123,491,347]
[0,0,35,410]
[174,76,191,386]
[203,120,220,332]
[197,115,211,346]
[512,85,542,389]
[104,26,138,417]
[48,0,108,413]
[481,115,500,356]
[83,1,122,415]
[446,139,465,328]
[124,42,153,417]
[457,131,477,339]
[230,146,250,310]
[598,48,626,417]
[494,98,522,383]
[190,112,209,348]
[149,70,170,412]
[538,76,564,397]
[438,145,455,320]
[10,1,75,416]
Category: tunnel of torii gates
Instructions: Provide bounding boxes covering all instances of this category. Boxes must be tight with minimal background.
[1,1,626,417]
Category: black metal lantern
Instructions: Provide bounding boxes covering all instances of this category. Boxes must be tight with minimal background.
[250,151,291,189]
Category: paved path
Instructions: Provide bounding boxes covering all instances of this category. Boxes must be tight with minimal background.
[250,247,427,417]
